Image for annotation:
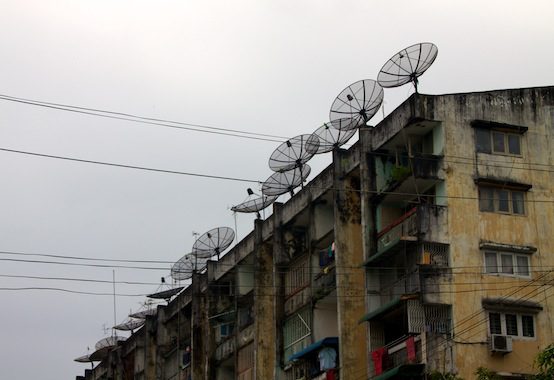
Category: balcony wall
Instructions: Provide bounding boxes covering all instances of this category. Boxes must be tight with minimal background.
[374,205,448,258]
[375,153,443,195]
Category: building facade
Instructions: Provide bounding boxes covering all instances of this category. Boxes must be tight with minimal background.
[77,86,554,380]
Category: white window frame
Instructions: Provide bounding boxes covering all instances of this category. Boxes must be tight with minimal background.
[488,311,535,339]
[483,250,531,278]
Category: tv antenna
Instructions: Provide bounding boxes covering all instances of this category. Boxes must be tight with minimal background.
[377,42,438,93]
[231,188,278,219]
[261,164,311,197]
[329,79,383,128]
[306,119,358,155]
[268,134,319,172]
[192,227,235,260]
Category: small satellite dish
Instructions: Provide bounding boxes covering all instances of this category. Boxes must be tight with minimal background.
[129,308,157,319]
[74,354,93,363]
[192,227,235,259]
[306,119,357,154]
[231,189,278,219]
[171,252,210,279]
[95,336,125,351]
[377,42,438,92]
[262,165,311,197]
[329,79,383,128]
[89,336,126,362]
[269,134,319,172]
[113,319,145,332]
[147,286,184,301]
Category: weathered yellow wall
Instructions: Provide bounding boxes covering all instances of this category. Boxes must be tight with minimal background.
[436,88,554,378]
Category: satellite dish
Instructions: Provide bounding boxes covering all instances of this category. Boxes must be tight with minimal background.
[147,286,184,301]
[377,42,438,92]
[113,319,145,332]
[306,119,357,154]
[95,336,124,351]
[192,227,235,259]
[268,134,319,172]
[74,354,93,363]
[329,79,383,128]
[129,308,157,319]
[231,189,278,219]
[89,336,126,362]
[262,164,311,197]
[171,252,209,280]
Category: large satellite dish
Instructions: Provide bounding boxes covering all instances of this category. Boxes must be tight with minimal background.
[113,319,145,332]
[329,79,383,128]
[231,188,278,219]
[192,227,235,259]
[377,42,438,92]
[306,119,357,154]
[262,165,311,197]
[269,134,319,172]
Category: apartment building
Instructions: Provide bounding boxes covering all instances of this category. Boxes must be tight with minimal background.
[76,85,554,380]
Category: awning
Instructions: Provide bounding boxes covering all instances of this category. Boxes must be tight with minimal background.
[373,364,425,380]
[287,337,338,362]
[359,298,402,323]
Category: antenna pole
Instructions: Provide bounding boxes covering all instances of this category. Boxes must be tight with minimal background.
[112,270,117,339]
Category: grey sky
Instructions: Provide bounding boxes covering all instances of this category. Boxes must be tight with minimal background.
[0,1,553,379]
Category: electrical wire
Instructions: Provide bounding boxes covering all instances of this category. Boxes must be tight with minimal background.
[4,146,554,205]
[0,93,287,142]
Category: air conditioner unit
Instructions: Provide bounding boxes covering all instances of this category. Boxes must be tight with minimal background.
[490,334,513,354]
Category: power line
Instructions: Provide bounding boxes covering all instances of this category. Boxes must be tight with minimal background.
[0,147,261,184]
[0,93,287,142]
[4,146,554,205]
[0,273,162,286]
[0,286,145,297]
[0,249,175,264]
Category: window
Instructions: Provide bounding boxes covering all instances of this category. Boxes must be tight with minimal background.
[479,187,525,215]
[484,251,530,277]
[475,127,522,156]
[488,312,535,338]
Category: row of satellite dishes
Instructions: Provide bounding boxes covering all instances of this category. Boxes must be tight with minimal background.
[231,42,438,215]
[75,42,438,366]
[169,43,438,278]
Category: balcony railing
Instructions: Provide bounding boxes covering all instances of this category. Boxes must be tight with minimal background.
[377,153,442,194]
[371,334,422,376]
[375,205,448,257]
[215,337,235,361]
[377,208,418,253]
[313,264,336,300]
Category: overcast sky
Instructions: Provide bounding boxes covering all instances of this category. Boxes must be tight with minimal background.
[1,1,553,379]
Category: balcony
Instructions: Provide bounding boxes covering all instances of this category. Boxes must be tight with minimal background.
[313,264,336,301]
[371,335,424,379]
[367,205,448,266]
[215,337,235,361]
[375,152,442,198]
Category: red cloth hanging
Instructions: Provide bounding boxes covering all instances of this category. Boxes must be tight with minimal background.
[406,336,416,363]
[371,347,387,375]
